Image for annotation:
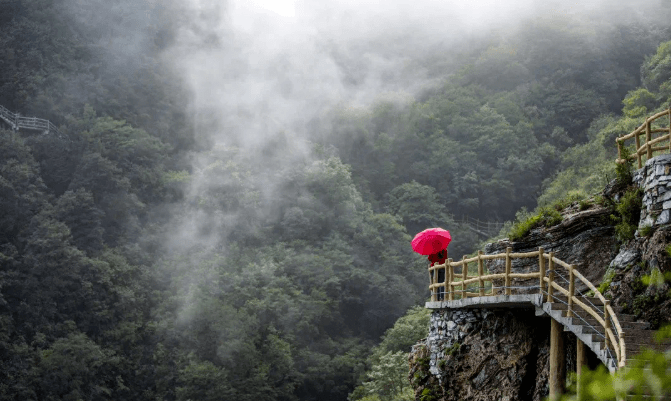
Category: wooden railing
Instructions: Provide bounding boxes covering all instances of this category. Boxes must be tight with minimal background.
[428,247,626,369]
[0,104,66,139]
[616,107,671,168]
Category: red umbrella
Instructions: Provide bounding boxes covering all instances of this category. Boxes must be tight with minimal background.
[411,228,451,255]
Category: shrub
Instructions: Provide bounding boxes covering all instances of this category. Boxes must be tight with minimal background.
[615,144,634,186]
[613,187,643,242]
[639,224,654,237]
[509,207,563,241]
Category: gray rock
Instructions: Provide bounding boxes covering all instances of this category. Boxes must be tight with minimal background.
[657,210,670,225]
[609,248,640,270]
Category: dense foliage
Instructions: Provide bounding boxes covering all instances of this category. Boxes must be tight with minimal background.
[1,1,671,400]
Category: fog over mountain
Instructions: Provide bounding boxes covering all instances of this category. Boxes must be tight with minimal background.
[1,0,671,400]
[157,0,667,251]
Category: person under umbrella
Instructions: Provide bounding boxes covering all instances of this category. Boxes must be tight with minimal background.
[411,228,451,300]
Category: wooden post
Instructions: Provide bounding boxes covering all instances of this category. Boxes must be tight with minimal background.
[462,255,468,298]
[538,247,545,295]
[447,258,453,301]
[567,265,575,318]
[604,300,611,351]
[619,331,625,369]
[577,338,586,398]
[635,131,642,168]
[646,120,653,159]
[505,247,512,295]
[549,319,566,400]
[547,252,555,303]
[478,250,485,296]
[429,265,437,302]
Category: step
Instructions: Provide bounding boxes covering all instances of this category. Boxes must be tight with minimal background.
[625,342,671,355]
[550,302,636,321]
[547,294,624,309]
[550,307,650,330]
[625,330,671,344]
[568,321,658,341]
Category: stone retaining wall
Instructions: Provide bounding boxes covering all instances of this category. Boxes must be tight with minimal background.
[634,154,671,228]
[426,309,482,376]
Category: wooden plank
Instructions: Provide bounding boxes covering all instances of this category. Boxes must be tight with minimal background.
[604,300,612,351]
[619,332,626,368]
[568,265,575,317]
[647,121,653,159]
[550,319,566,398]
[547,252,555,303]
[644,133,670,147]
[550,281,569,297]
[635,130,642,168]
[505,247,511,295]
[448,258,454,301]
[431,263,437,302]
[577,338,586,398]
[478,251,485,296]
[508,272,541,279]
[551,257,572,270]
[571,296,605,326]
[462,255,468,298]
[509,251,540,258]
[539,247,546,294]
[607,327,620,362]
[648,108,670,121]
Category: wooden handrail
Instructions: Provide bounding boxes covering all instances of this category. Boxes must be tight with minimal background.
[616,107,671,168]
[0,103,67,140]
[429,247,627,370]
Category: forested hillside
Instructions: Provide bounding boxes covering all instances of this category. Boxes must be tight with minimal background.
[1,1,671,400]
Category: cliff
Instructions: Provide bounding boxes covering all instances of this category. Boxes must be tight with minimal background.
[409,155,671,401]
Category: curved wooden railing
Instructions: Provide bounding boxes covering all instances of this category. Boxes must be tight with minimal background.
[428,247,626,369]
[616,106,671,168]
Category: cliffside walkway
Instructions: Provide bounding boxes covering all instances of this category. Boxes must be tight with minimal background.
[616,105,671,168]
[425,248,633,370]
[424,247,668,396]
[426,248,661,396]
[0,104,67,140]
[454,214,503,238]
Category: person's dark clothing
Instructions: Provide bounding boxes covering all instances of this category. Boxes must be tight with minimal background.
[428,249,448,300]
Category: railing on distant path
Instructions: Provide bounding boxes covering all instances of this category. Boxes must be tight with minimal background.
[445,213,503,239]
[0,104,67,140]
[616,106,671,168]
[428,247,626,370]
[459,215,503,238]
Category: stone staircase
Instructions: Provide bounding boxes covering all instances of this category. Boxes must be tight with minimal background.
[543,295,669,370]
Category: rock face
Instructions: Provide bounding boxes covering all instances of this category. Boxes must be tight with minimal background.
[409,154,671,400]
[409,309,552,401]
[484,206,618,291]
[605,226,671,328]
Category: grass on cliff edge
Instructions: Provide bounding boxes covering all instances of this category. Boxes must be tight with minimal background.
[506,192,590,241]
